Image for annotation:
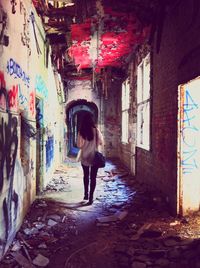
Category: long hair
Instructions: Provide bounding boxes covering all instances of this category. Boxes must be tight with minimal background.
[79,112,96,141]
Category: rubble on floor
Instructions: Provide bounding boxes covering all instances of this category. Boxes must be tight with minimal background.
[1,159,200,268]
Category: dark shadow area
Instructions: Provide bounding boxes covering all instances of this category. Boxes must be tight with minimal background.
[1,159,200,268]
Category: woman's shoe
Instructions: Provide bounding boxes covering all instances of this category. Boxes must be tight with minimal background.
[83,194,88,200]
[86,199,93,205]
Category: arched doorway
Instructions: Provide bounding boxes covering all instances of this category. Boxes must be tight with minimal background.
[66,100,98,157]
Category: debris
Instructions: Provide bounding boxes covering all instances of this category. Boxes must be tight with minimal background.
[38,243,48,249]
[96,222,111,227]
[103,176,116,182]
[11,240,21,252]
[48,219,57,226]
[23,227,39,236]
[34,222,46,230]
[37,201,47,207]
[163,236,182,247]
[11,252,35,268]
[115,210,128,220]
[42,211,48,222]
[48,214,61,221]
[62,215,66,223]
[130,223,137,229]
[181,217,189,224]
[97,214,117,223]
[96,210,128,223]
[140,229,163,238]
[32,254,49,267]
[18,233,33,249]
[170,220,180,226]
[131,223,152,240]
[22,244,32,263]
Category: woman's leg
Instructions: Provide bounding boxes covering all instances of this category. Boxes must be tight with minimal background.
[89,165,98,203]
[81,164,89,199]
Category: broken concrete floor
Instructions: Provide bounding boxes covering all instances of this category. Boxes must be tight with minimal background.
[1,159,200,268]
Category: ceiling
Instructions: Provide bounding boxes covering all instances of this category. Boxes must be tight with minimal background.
[32,0,174,83]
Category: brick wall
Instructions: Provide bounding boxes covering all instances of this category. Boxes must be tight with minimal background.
[136,1,200,214]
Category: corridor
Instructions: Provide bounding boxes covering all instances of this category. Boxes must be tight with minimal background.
[1,0,200,266]
[1,159,200,268]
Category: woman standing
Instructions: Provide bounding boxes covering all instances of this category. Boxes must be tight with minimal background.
[77,113,104,205]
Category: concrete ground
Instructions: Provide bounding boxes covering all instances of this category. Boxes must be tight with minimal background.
[1,159,200,268]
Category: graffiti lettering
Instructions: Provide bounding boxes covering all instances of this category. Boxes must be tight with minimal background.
[35,75,48,98]
[0,71,19,255]
[18,84,28,110]
[184,89,198,111]
[29,91,35,117]
[7,58,30,88]
[36,98,43,128]
[8,85,18,110]
[181,89,199,174]
[181,126,198,147]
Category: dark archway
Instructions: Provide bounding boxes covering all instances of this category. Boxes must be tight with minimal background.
[66,100,98,157]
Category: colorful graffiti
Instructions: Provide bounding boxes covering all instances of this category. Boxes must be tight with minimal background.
[0,71,19,255]
[1,58,34,116]
[35,75,48,99]
[180,87,199,174]
[29,91,35,117]
[8,85,18,110]
[7,58,30,88]
[0,72,7,111]
[36,98,43,128]
[46,135,54,171]
[18,84,28,111]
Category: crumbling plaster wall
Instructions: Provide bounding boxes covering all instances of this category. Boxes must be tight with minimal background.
[136,1,200,214]
[103,80,121,159]
[0,0,62,259]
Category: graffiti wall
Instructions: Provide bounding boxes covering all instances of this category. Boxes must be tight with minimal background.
[178,77,200,214]
[0,0,63,259]
[0,72,25,257]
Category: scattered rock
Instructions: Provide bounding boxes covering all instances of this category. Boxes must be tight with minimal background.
[96,210,128,223]
[48,215,61,221]
[116,210,128,221]
[131,223,152,240]
[11,240,21,252]
[38,243,48,249]
[47,219,57,226]
[170,220,180,226]
[140,229,162,238]
[23,227,39,236]
[163,236,181,247]
[34,222,46,230]
[32,254,49,267]
[11,252,35,268]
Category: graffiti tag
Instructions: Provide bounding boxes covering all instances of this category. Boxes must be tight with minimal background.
[7,58,30,88]
[181,88,199,174]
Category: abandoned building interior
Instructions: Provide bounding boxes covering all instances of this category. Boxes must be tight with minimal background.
[1,0,200,267]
